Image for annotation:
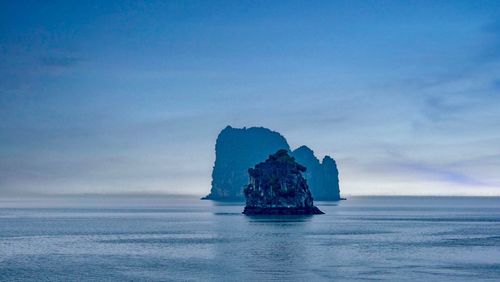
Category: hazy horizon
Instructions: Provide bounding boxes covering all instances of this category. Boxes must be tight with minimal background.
[1,1,500,197]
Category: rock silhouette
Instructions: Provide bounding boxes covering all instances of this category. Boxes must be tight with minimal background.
[203,126,290,200]
[243,149,324,215]
[292,146,341,200]
[203,126,341,201]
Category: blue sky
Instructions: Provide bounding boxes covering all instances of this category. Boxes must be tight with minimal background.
[1,0,499,196]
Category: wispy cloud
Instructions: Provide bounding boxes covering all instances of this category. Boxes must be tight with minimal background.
[393,161,491,187]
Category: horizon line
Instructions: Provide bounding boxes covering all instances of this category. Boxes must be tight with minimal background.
[1,192,500,198]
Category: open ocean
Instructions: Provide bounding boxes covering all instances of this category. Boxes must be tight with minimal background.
[0,196,499,281]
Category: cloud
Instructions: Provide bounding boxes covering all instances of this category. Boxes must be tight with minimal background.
[421,96,464,123]
[0,153,209,196]
[356,144,499,189]
[361,158,495,188]
[394,161,490,187]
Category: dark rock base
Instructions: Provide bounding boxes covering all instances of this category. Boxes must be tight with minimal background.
[243,206,324,215]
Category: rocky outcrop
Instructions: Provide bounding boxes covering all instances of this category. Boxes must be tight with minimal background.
[204,126,341,201]
[203,126,290,200]
[243,150,323,215]
[292,146,341,200]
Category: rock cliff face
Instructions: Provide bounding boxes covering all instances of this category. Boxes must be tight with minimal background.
[203,126,290,200]
[292,146,341,200]
[243,150,324,215]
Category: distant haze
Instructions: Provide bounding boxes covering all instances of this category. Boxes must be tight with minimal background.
[1,1,499,196]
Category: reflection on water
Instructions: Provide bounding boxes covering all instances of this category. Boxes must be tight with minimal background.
[244,214,315,222]
[0,196,499,281]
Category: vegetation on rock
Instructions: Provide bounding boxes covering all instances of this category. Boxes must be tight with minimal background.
[243,150,324,215]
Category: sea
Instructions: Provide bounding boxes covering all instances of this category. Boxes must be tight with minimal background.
[0,196,499,281]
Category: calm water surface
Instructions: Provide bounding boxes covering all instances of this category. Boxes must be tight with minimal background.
[0,196,499,281]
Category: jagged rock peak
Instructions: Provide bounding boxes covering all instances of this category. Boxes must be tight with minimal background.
[243,149,324,215]
[294,145,314,154]
[292,145,319,164]
[322,155,337,166]
[291,146,341,201]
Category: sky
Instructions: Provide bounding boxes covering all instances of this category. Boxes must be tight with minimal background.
[1,0,500,197]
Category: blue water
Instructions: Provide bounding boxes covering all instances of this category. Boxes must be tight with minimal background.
[0,196,499,281]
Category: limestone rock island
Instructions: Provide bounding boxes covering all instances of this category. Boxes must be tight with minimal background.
[204,126,341,201]
[243,149,324,215]
[204,126,290,200]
